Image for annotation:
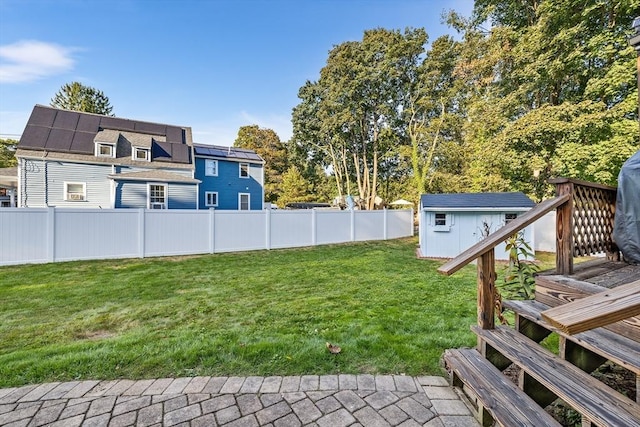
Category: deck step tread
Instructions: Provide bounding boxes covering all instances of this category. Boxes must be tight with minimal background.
[503,299,640,374]
[541,280,640,334]
[473,325,640,427]
[445,348,561,427]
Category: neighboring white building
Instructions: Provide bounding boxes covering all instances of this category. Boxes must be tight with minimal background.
[419,192,536,261]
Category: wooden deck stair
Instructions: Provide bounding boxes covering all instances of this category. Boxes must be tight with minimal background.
[438,180,640,426]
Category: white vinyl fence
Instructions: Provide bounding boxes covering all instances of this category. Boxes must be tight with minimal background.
[0,208,414,266]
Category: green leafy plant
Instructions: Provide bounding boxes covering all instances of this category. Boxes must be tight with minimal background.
[500,232,539,300]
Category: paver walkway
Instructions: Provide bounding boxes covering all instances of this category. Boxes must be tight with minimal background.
[0,375,480,427]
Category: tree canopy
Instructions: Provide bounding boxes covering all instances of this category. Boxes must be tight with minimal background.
[50,82,114,116]
[289,0,638,207]
[0,139,17,168]
[234,125,288,203]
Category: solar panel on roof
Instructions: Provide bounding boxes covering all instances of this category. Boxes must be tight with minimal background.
[19,126,51,149]
[46,128,75,151]
[152,141,171,159]
[172,144,190,163]
[29,107,56,127]
[100,116,135,131]
[135,121,166,135]
[70,131,96,154]
[165,126,184,143]
[76,114,101,132]
[52,110,80,130]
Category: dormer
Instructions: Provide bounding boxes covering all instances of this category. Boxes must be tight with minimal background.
[132,146,150,162]
[94,129,119,158]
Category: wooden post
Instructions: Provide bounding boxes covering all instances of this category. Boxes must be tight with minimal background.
[554,180,574,275]
[477,249,496,330]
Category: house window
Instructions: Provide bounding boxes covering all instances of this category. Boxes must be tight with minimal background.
[505,213,518,224]
[96,143,115,158]
[64,182,86,201]
[435,213,447,226]
[239,163,249,178]
[205,159,218,176]
[133,147,150,161]
[148,184,167,209]
[205,191,218,207]
[239,193,250,210]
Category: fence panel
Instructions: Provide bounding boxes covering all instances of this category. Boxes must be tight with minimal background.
[54,209,139,261]
[0,208,413,265]
[144,210,210,257]
[387,210,413,239]
[214,211,267,253]
[270,210,313,249]
[316,210,352,244]
[354,211,385,241]
[0,208,48,265]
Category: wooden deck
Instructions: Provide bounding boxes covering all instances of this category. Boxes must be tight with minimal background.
[439,179,640,426]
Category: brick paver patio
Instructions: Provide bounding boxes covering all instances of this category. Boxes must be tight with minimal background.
[0,375,480,426]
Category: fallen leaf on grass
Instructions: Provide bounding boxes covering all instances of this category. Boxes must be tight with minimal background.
[326,342,341,354]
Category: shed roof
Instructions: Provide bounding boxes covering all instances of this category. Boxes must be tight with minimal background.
[420,192,535,210]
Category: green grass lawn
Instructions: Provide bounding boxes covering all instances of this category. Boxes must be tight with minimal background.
[0,237,480,388]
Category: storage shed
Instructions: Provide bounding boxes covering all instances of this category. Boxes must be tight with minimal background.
[419,192,536,260]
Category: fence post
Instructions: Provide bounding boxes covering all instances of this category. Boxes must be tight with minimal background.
[477,249,496,330]
[47,207,55,263]
[209,208,215,254]
[265,208,271,250]
[312,209,317,246]
[383,208,388,240]
[350,209,356,241]
[138,208,145,258]
[555,181,574,275]
[410,208,415,236]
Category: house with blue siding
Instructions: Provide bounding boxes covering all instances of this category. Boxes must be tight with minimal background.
[419,192,536,260]
[193,144,264,210]
[16,105,199,209]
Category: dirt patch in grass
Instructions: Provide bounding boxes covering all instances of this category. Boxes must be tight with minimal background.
[75,330,116,340]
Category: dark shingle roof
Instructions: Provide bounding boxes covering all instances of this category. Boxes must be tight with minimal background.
[420,192,535,209]
[193,143,263,163]
[18,105,192,164]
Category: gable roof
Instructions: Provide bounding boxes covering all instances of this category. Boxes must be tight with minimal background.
[420,192,535,210]
[17,105,193,164]
[193,143,263,163]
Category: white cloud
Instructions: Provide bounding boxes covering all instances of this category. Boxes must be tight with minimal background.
[0,40,75,83]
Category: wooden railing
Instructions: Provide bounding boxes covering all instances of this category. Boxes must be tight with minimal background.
[438,178,618,330]
[438,194,571,329]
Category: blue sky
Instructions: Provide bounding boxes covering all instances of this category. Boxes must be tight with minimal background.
[0,0,473,146]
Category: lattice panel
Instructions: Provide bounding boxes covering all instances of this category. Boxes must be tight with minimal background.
[572,184,617,257]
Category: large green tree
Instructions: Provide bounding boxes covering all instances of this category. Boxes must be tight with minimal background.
[452,0,639,199]
[234,125,288,203]
[50,81,114,116]
[292,28,428,209]
[0,139,17,168]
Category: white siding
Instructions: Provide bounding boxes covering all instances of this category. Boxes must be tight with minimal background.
[420,210,535,260]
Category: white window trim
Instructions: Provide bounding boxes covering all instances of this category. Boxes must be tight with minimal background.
[95,142,116,158]
[205,191,218,207]
[205,159,218,176]
[239,162,249,178]
[147,183,168,209]
[132,147,150,162]
[433,212,452,232]
[64,181,86,201]
[239,192,250,210]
